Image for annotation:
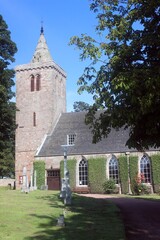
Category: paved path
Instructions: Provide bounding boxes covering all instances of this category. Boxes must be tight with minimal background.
[80,194,160,240]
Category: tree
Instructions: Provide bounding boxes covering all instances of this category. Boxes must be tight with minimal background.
[0,15,17,177]
[73,101,90,112]
[70,0,160,150]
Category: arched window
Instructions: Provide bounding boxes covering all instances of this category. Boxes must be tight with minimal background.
[79,158,88,186]
[33,112,36,127]
[109,156,119,184]
[36,74,41,91]
[30,75,34,92]
[140,155,151,183]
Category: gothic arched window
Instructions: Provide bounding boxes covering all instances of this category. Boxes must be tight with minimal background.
[79,158,88,186]
[109,156,119,184]
[140,155,151,183]
[30,75,34,92]
[36,74,41,91]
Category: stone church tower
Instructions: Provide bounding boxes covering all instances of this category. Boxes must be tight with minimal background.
[15,27,66,189]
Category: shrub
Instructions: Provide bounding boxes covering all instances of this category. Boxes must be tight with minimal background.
[132,174,151,195]
[103,179,117,194]
[132,181,151,195]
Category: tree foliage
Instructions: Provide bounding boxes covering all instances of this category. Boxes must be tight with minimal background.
[0,15,17,177]
[73,101,90,112]
[70,0,160,150]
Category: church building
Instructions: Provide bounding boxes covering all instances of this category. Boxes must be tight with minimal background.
[15,28,160,194]
[15,27,66,189]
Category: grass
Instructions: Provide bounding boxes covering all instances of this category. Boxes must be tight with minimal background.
[130,193,160,201]
[109,193,160,201]
[0,188,125,240]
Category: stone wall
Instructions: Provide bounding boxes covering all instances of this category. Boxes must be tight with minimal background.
[36,151,159,191]
[15,63,66,189]
[0,179,15,188]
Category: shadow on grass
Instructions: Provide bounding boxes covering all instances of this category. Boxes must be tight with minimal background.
[24,193,125,240]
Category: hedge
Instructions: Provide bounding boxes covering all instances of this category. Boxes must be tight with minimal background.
[60,158,76,190]
[59,154,160,194]
[118,155,128,194]
[151,154,160,192]
[88,157,106,193]
[129,156,138,194]
[33,161,45,189]
[60,157,106,193]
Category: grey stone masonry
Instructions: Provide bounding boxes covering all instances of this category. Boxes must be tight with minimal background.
[15,30,67,189]
[31,31,53,63]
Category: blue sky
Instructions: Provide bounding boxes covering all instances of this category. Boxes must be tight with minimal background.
[0,0,97,111]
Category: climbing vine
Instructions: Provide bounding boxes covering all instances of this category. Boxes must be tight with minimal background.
[60,158,76,190]
[118,155,128,194]
[129,156,138,194]
[151,154,160,192]
[88,157,106,193]
[33,161,45,189]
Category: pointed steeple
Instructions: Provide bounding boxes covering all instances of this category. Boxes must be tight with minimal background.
[31,26,53,63]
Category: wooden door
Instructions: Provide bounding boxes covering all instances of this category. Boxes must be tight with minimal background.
[47,169,60,190]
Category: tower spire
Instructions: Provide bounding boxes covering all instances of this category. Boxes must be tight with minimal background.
[31,22,52,63]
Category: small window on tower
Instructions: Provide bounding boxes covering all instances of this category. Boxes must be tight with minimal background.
[36,74,41,91]
[67,134,76,145]
[33,112,36,127]
[31,75,34,92]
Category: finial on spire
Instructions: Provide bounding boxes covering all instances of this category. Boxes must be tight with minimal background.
[40,20,44,35]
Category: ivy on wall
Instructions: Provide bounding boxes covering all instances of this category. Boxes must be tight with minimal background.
[88,157,106,193]
[66,159,76,190]
[33,161,45,189]
[59,154,160,194]
[151,154,160,192]
[129,156,138,194]
[60,159,76,190]
[60,160,64,179]
[118,155,128,194]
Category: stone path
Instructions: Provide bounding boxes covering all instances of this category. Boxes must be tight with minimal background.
[80,194,160,240]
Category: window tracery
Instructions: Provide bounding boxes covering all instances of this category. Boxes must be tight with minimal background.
[109,156,119,184]
[79,158,88,186]
[140,155,151,183]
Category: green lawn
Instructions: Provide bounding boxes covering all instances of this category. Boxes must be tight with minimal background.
[0,188,125,240]
[130,194,160,201]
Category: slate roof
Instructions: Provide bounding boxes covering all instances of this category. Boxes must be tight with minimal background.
[37,111,138,157]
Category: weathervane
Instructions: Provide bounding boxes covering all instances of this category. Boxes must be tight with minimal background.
[40,19,44,34]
